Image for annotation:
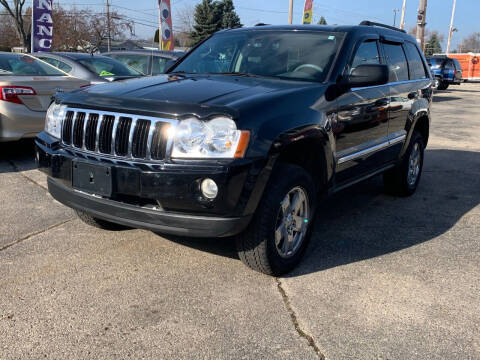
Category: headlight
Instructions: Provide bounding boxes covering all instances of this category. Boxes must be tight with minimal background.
[45,102,67,139]
[171,117,250,158]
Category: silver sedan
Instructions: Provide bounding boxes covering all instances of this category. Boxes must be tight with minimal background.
[0,52,89,142]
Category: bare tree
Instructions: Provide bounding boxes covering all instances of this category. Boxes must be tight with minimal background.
[0,14,22,50]
[51,7,93,51]
[89,10,133,52]
[457,33,480,53]
[176,3,195,32]
[0,0,30,50]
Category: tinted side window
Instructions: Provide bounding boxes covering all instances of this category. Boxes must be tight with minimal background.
[404,42,427,79]
[38,57,72,73]
[453,59,462,70]
[351,41,380,68]
[151,56,168,75]
[111,54,149,74]
[383,43,409,82]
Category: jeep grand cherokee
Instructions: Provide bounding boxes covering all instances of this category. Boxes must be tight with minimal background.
[35,22,432,275]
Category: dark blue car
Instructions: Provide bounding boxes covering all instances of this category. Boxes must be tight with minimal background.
[427,56,463,90]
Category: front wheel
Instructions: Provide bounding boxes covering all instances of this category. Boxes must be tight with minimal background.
[236,163,316,276]
[383,131,425,197]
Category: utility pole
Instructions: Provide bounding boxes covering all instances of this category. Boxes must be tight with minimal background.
[400,0,407,30]
[106,0,111,52]
[288,0,293,24]
[393,9,399,27]
[446,0,457,54]
[416,0,427,51]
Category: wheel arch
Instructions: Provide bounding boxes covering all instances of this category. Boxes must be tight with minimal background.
[269,127,334,194]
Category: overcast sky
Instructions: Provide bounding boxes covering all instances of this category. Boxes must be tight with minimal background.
[58,0,479,49]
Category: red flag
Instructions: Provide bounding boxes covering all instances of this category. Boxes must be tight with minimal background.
[159,0,174,50]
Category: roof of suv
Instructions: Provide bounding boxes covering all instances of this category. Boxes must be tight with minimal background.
[219,23,416,42]
[102,50,184,59]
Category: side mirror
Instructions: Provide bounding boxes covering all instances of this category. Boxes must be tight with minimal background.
[346,64,389,88]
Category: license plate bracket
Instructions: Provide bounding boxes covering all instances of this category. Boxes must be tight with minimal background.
[72,161,112,197]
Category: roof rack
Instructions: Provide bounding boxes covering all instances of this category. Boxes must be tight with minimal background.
[359,21,406,33]
[255,23,270,26]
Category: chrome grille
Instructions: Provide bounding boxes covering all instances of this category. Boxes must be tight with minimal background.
[60,108,175,161]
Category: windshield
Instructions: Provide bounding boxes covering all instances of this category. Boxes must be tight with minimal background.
[0,53,66,76]
[172,30,345,82]
[77,57,143,77]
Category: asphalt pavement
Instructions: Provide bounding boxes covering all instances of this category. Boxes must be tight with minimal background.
[1,83,479,359]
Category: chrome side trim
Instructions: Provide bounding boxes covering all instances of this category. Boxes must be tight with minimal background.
[337,141,390,164]
[351,78,430,91]
[337,132,407,165]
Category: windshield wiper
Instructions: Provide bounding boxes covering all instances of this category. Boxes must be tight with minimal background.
[216,72,258,78]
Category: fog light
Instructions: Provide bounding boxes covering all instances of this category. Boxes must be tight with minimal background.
[201,178,218,199]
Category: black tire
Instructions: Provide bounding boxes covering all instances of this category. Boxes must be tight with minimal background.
[437,79,447,90]
[383,131,425,197]
[433,77,441,90]
[76,210,128,231]
[236,163,317,276]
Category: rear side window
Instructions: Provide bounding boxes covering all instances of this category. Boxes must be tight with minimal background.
[404,42,428,79]
[383,43,409,82]
[38,57,73,73]
[0,54,65,76]
[109,54,149,75]
[351,40,380,69]
[151,56,168,75]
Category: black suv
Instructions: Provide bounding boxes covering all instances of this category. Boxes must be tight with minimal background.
[36,22,432,275]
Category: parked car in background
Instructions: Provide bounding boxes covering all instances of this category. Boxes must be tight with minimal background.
[0,52,88,142]
[34,53,143,84]
[36,22,432,275]
[103,50,184,76]
[427,55,463,90]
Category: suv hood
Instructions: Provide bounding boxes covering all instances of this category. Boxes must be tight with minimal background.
[59,74,327,121]
[69,73,318,106]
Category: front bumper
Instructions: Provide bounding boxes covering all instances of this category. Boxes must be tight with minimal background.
[35,132,270,237]
[47,178,251,237]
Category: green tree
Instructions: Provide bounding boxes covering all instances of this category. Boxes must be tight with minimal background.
[190,0,217,45]
[424,32,443,56]
[318,16,327,25]
[215,0,242,30]
[190,0,242,45]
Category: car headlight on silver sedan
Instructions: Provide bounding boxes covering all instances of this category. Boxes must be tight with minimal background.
[171,117,250,159]
[45,102,67,139]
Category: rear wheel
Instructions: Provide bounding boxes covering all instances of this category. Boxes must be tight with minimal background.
[236,163,316,276]
[383,131,425,197]
[76,210,128,231]
[436,79,448,90]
